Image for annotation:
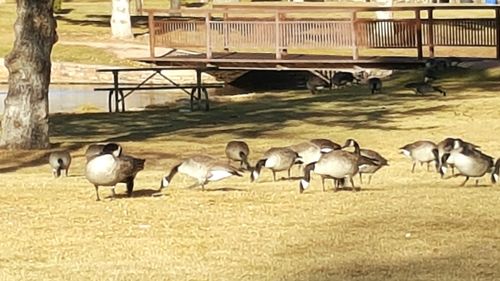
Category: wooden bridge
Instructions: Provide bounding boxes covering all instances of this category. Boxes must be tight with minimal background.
[137,3,500,69]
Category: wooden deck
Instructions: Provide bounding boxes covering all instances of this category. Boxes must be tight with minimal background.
[136,52,437,69]
[139,4,500,69]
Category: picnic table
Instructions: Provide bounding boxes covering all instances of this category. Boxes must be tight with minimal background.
[94,67,224,112]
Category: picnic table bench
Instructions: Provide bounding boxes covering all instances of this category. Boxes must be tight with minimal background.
[94,67,224,112]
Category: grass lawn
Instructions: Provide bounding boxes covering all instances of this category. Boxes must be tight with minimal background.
[0,66,499,280]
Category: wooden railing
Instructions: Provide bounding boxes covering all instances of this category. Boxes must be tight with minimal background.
[145,4,500,60]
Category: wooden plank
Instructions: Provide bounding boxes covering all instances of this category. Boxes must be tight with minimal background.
[497,8,500,59]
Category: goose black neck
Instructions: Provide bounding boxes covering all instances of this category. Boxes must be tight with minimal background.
[303,162,316,182]
[352,142,360,155]
[255,159,266,174]
[166,164,180,182]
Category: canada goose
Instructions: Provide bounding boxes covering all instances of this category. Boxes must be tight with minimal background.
[341,139,388,184]
[160,155,242,191]
[306,75,328,95]
[289,141,323,169]
[440,140,495,186]
[368,77,382,94]
[299,145,375,193]
[85,143,145,201]
[331,71,359,88]
[400,140,438,173]
[433,138,481,176]
[251,147,301,182]
[225,140,251,171]
[48,150,72,177]
[309,138,341,153]
[405,81,446,96]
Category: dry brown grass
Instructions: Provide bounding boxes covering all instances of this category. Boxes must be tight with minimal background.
[1,66,500,280]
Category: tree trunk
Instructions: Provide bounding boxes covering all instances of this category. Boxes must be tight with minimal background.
[110,0,133,39]
[170,0,181,10]
[53,0,62,13]
[1,0,57,150]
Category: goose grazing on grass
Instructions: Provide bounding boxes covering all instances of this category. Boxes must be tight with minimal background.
[251,147,302,182]
[299,139,376,193]
[160,155,242,191]
[404,82,446,96]
[400,140,438,173]
[289,141,323,170]
[440,139,495,186]
[49,150,72,177]
[433,137,481,176]
[342,139,388,184]
[85,143,145,201]
[225,140,251,171]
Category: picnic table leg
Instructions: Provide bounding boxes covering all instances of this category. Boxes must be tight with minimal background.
[196,69,202,111]
[197,86,202,110]
[190,87,196,111]
[112,70,120,113]
[202,87,209,111]
[119,90,125,112]
[108,90,114,113]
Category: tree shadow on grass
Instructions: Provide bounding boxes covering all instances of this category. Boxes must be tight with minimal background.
[1,66,499,173]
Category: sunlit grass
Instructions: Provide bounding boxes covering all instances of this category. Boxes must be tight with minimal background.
[0,65,499,280]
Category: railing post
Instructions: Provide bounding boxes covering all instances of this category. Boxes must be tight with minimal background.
[275,11,282,60]
[428,8,434,58]
[223,12,229,51]
[206,12,212,59]
[496,8,500,60]
[415,9,423,60]
[148,11,155,58]
[351,11,359,60]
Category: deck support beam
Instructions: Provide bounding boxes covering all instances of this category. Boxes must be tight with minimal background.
[415,9,423,60]
[275,11,282,60]
[351,11,359,60]
[496,8,500,60]
[427,8,435,58]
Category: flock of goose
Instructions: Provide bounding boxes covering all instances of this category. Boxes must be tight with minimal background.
[48,137,500,201]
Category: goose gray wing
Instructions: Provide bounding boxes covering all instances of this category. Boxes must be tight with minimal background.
[116,155,145,182]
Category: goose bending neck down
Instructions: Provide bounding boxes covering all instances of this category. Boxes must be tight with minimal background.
[159,155,243,191]
[440,147,495,186]
[251,147,302,182]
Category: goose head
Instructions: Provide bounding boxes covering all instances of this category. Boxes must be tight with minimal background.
[439,153,451,178]
[101,143,122,157]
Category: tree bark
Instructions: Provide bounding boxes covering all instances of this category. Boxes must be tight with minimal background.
[1,0,57,149]
[170,0,181,10]
[111,0,133,39]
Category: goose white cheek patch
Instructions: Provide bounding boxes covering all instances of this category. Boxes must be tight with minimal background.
[162,178,170,188]
[300,179,310,190]
[494,174,499,182]
[441,166,448,174]
[208,170,233,181]
[252,170,260,181]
